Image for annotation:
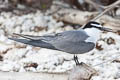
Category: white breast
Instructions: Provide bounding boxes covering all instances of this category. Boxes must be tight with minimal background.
[84,28,101,43]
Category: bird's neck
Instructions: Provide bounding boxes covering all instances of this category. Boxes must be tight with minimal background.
[84,28,101,43]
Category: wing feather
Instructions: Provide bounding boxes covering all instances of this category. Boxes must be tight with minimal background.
[10,29,94,54]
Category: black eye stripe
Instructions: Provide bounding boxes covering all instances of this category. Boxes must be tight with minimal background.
[83,21,101,29]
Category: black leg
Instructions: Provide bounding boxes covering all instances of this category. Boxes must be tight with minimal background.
[74,54,80,65]
[74,55,77,65]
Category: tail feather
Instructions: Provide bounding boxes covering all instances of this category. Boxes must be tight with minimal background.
[13,33,42,40]
[8,37,57,50]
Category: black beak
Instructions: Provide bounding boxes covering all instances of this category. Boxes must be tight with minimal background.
[100,27,113,32]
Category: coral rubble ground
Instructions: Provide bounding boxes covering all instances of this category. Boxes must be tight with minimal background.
[0,11,120,80]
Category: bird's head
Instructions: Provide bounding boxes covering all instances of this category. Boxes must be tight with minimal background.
[83,21,113,32]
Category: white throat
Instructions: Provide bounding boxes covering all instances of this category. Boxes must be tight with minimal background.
[84,28,101,43]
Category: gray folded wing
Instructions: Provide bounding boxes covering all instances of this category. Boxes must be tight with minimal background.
[9,29,95,54]
[47,30,95,54]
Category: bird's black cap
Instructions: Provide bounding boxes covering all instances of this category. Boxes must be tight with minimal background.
[83,21,100,29]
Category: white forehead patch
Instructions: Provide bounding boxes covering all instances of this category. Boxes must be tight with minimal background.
[91,23,102,27]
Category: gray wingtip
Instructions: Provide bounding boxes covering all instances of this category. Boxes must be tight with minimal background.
[8,37,15,40]
[8,37,57,50]
[8,37,29,43]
